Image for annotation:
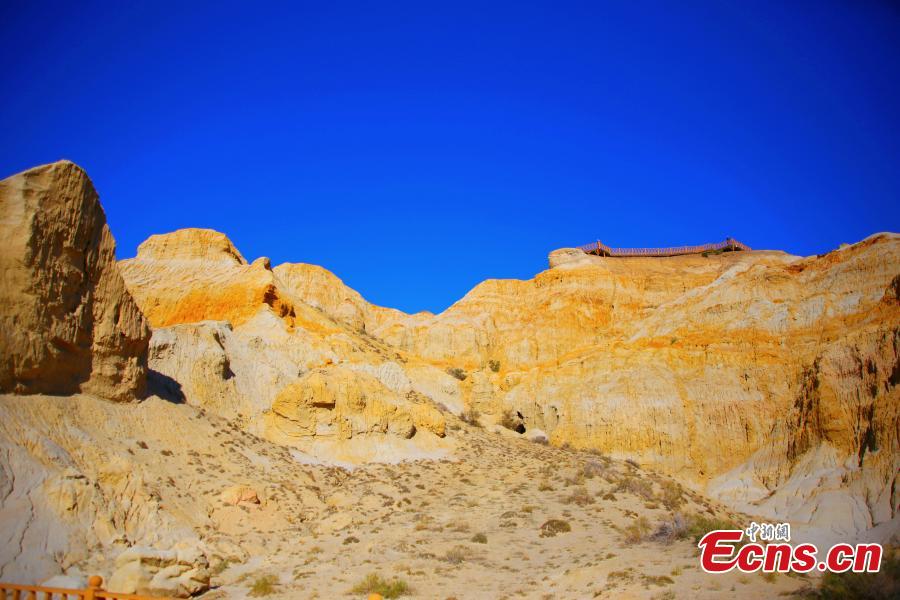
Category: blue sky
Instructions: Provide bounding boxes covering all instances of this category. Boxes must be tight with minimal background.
[2,1,898,313]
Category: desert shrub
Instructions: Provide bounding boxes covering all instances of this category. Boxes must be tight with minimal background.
[538,480,554,492]
[448,519,470,532]
[471,532,488,544]
[582,460,606,479]
[343,535,360,544]
[351,573,410,599]
[659,480,684,510]
[625,458,640,469]
[564,486,594,506]
[623,516,652,544]
[443,545,470,564]
[683,515,739,544]
[499,409,521,431]
[650,513,688,544]
[488,359,501,372]
[616,476,655,501]
[540,519,572,537]
[446,367,468,381]
[563,470,586,487]
[210,558,233,576]
[248,574,278,597]
[460,407,481,427]
[801,546,898,599]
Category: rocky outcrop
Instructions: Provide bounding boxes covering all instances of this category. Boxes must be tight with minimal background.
[107,543,210,598]
[371,234,900,539]
[0,161,150,401]
[273,262,414,333]
[121,229,449,463]
[265,367,445,443]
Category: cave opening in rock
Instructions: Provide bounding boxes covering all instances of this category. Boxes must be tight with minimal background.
[515,423,526,434]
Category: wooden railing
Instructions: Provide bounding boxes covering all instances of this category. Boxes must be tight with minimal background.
[578,237,751,257]
[0,576,174,600]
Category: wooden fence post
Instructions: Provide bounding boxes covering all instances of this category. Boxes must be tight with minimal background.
[84,576,103,600]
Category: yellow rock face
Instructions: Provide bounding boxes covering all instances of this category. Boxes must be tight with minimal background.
[265,367,444,443]
[0,161,150,401]
[120,228,448,462]
[118,223,898,536]
[371,235,900,534]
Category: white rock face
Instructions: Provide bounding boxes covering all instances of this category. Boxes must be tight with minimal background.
[107,542,210,598]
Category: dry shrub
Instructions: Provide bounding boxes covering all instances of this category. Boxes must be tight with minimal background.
[460,407,481,427]
[659,480,685,510]
[623,516,652,544]
[443,545,470,564]
[616,475,655,501]
[351,573,410,599]
[650,513,688,544]
[498,408,521,431]
[540,519,572,537]
[564,486,595,506]
[446,367,468,381]
[248,574,278,597]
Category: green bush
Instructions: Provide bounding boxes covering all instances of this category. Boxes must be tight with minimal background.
[351,573,411,598]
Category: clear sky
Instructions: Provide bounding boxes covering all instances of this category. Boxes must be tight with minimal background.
[2,1,899,313]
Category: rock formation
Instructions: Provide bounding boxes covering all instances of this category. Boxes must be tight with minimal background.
[119,220,898,540]
[0,159,897,593]
[0,161,150,401]
[119,228,450,463]
[107,543,210,598]
[369,235,900,540]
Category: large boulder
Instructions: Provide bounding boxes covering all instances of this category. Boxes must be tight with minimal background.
[0,161,150,401]
[107,542,210,598]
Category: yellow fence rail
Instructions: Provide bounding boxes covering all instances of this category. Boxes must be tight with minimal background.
[0,576,174,600]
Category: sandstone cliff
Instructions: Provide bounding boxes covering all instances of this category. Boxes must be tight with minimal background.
[118,221,899,541]
[0,161,149,401]
[120,228,449,463]
[369,235,900,540]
